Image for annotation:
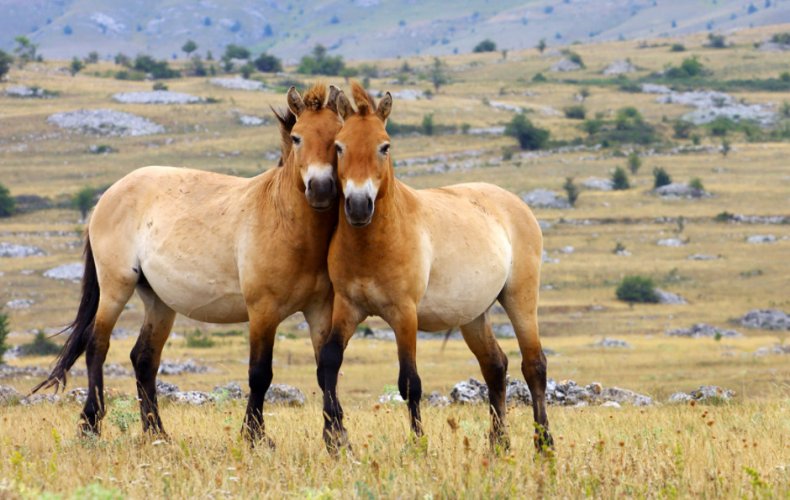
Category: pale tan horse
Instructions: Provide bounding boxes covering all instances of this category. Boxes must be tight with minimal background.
[34,84,343,446]
[316,83,552,453]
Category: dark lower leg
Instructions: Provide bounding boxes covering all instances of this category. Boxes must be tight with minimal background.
[522,352,553,450]
[317,334,348,452]
[80,338,107,435]
[131,329,165,434]
[397,358,423,436]
[480,349,509,449]
[243,346,274,446]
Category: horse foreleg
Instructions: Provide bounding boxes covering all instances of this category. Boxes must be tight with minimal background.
[242,311,279,448]
[388,306,423,438]
[317,295,362,455]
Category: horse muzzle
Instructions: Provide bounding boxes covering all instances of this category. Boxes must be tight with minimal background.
[345,194,374,227]
[306,178,337,212]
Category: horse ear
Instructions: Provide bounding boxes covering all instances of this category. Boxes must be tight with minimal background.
[376,92,392,123]
[287,86,306,116]
[326,85,340,113]
[336,90,354,121]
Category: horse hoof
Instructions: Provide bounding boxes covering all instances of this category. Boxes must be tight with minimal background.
[78,421,100,438]
[533,430,554,453]
[490,432,511,454]
[323,427,351,457]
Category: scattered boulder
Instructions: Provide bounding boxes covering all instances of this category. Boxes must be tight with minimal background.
[582,177,614,191]
[5,86,55,98]
[740,309,789,331]
[600,387,653,407]
[210,78,266,91]
[20,394,60,405]
[5,299,34,310]
[602,59,637,75]
[657,238,685,247]
[505,379,532,405]
[48,109,165,137]
[666,323,742,338]
[560,246,575,254]
[0,243,45,258]
[213,381,244,400]
[591,337,632,348]
[388,89,425,101]
[655,289,687,305]
[0,385,22,404]
[521,189,571,209]
[65,387,89,404]
[687,254,720,261]
[551,59,582,72]
[378,392,404,404]
[654,183,708,198]
[754,344,790,356]
[112,91,204,105]
[542,250,559,264]
[155,380,180,397]
[641,83,671,94]
[669,385,735,404]
[450,378,488,404]
[265,384,305,406]
[0,365,49,379]
[158,359,209,375]
[426,391,451,407]
[171,391,214,405]
[746,234,775,244]
[487,100,524,113]
[238,115,266,126]
[43,262,84,281]
[654,90,774,126]
[467,126,505,136]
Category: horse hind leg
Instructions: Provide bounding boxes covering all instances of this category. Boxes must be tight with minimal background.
[459,313,510,451]
[499,279,553,452]
[80,282,136,436]
[130,283,175,435]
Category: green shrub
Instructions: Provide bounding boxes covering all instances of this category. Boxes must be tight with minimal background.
[564,105,586,120]
[473,39,497,53]
[582,118,603,136]
[0,49,12,80]
[505,113,550,150]
[708,117,737,136]
[673,120,694,139]
[0,310,9,363]
[421,114,435,136]
[532,72,547,82]
[611,167,630,190]
[297,44,345,76]
[240,62,254,79]
[653,167,672,188]
[186,329,215,348]
[20,331,61,356]
[689,177,705,191]
[714,211,735,222]
[665,56,706,79]
[152,81,167,91]
[109,399,138,433]
[771,32,790,46]
[254,52,282,72]
[670,43,686,52]
[223,44,250,60]
[618,79,642,93]
[69,57,84,76]
[132,55,180,79]
[616,276,659,303]
[213,329,244,337]
[563,177,579,206]
[72,186,96,220]
[0,183,15,217]
[563,50,585,68]
[707,33,727,49]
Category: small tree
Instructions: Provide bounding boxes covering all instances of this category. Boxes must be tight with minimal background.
[616,276,659,303]
[673,120,693,139]
[223,44,251,60]
[564,105,586,120]
[253,52,282,73]
[670,43,686,52]
[0,183,15,217]
[73,186,96,221]
[473,39,497,53]
[13,36,37,67]
[0,50,12,80]
[505,113,550,150]
[627,152,641,174]
[421,114,435,136]
[611,167,630,190]
[707,33,727,48]
[0,309,9,363]
[182,40,198,57]
[537,38,547,53]
[69,57,84,76]
[240,62,254,79]
[653,167,672,188]
[720,138,731,157]
[563,177,579,207]
[297,44,345,76]
[429,57,448,92]
[85,51,99,64]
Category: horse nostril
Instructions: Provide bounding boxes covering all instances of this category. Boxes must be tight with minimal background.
[367,197,373,212]
[307,179,313,192]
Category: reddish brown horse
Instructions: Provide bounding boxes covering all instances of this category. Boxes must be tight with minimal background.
[317,83,552,453]
[34,84,342,447]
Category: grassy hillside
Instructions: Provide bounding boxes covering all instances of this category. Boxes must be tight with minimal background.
[1,0,790,61]
[0,23,788,498]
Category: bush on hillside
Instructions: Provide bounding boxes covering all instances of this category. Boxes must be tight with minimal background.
[254,52,282,73]
[616,276,659,303]
[19,331,61,356]
[664,56,706,79]
[297,44,345,76]
[0,310,9,363]
[473,39,497,53]
[653,167,672,188]
[0,50,13,80]
[132,55,180,79]
[611,167,630,190]
[505,113,550,150]
[564,105,586,120]
[0,183,15,217]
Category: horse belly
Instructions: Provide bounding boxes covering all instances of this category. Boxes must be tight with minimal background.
[416,263,508,331]
[141,257,249,323]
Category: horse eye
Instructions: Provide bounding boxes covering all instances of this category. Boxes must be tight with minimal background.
[379,143,390,155]
[291,135,302,146]
[335,142,344,155]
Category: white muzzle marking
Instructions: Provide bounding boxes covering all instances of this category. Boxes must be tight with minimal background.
[344,178,378,200]
[303,163,334,187]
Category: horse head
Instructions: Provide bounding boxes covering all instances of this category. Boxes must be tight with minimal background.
[333,81,393,227]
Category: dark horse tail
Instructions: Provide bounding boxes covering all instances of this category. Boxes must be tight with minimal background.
[31,232,100,394]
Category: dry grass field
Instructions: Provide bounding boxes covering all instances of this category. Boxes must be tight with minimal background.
[0,24,789,498]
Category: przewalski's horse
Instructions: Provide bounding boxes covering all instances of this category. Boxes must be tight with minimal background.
[33,84,343,447]
[317,82,552,453]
